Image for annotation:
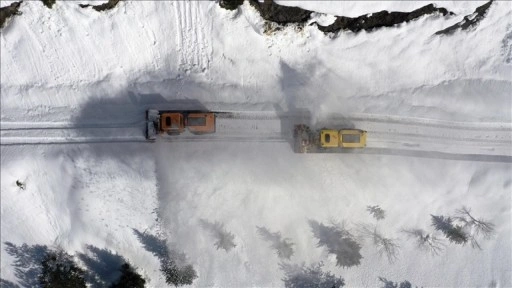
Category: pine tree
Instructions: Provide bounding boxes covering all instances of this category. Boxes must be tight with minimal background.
[161,259,197,287]
[110,263,146,288]
[39,250,86,288]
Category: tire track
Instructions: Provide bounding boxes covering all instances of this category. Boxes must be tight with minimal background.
[173,1,211,73]
[1,112,510,159]
[0,121,145,131]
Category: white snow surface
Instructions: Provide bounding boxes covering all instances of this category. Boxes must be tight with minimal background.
[1,0,511,287]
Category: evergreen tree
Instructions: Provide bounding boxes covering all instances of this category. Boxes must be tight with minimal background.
[110,263,146,288]
[161,259,197,287]
[39,250,86,288]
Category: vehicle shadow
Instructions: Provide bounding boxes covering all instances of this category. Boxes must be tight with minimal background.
[73,90,210,127]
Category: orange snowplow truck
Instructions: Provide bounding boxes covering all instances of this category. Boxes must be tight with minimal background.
[146,109,216,140]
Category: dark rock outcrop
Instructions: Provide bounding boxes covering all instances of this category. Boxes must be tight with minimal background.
[220,0,244,11]
[248,0,312,24]
[435,0,493,35]
[315,4,454,34]
[41,0,56,9]
[79,0,121,12]
[0,1,22,29]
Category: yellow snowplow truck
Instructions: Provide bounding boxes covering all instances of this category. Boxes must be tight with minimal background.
[294,125,367,153]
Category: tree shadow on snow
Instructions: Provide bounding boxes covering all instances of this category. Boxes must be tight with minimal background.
[132,229,189,267]
[199,219,237,252]
[308,220,363,268]
[256,226,294,260]
[3,242,50,287]
[77,245,125,288]
[0,278,20,288]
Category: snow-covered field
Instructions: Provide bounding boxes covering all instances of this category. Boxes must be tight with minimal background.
[1,0,511,287]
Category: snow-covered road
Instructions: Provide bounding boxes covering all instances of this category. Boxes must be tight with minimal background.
[2,112,510,160]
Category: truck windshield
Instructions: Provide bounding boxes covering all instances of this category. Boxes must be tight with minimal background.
[342,134,361,143]
[188,116,207,126]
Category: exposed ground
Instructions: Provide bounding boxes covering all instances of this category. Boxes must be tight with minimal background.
[0,1,22,29]
[249,0,312,24]
[79,0,122,12]
[435,0,494,35]
[314,4,453,34]
[41,0,55,9]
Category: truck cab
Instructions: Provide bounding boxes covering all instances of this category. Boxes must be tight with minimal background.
[160,113,185,134]
[320,129,339,148]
